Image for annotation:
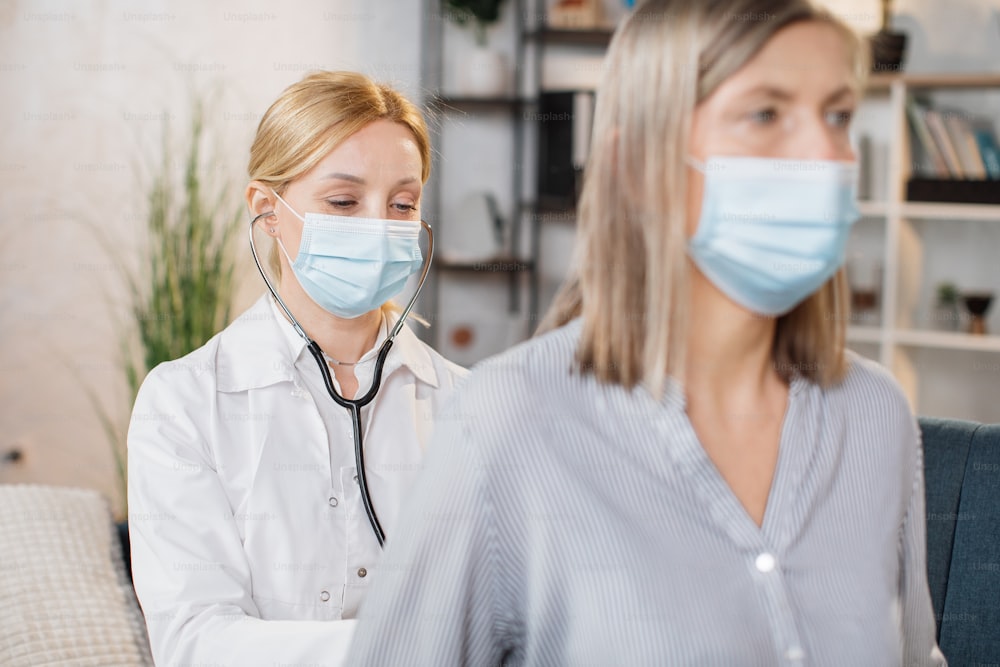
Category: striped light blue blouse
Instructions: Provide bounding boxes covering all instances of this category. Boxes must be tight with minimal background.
[346,319,946,666]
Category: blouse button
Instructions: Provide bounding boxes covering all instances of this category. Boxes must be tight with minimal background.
[755,553,777,573]
[319,590,331,602]
[357,567,368,578]
[328,496,339,508]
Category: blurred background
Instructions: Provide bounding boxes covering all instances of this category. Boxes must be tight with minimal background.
[2,0,999,513]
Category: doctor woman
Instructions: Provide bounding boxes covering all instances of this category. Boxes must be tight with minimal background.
[127,71,466,666]
[346,1,945,665]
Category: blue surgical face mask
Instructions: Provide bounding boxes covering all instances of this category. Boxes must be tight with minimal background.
[686,156,860,316]
[272,191,424,319]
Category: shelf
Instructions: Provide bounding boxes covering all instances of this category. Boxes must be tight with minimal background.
[533,196,577,213]
[428,96,531,112]
[867,72,1000,90]
[532,209,578,224]
[847,326,883,344]
[900,202,1000,222]
[527,27,614,47]
[435,256,534,274]
[894,329,1000,352]
[857,200,888,217]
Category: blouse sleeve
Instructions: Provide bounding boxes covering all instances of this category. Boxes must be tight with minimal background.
[128,366,356,666]
[346,400,516,665]
[900,419,948,666]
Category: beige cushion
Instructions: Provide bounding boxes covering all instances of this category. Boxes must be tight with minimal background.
[0,484,153,666]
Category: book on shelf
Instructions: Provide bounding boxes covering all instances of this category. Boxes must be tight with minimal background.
[971,122,1000,178]
[906,98,1000,182]
[923,109,964,177]
[905,99,948,176]
[941,109,987,178]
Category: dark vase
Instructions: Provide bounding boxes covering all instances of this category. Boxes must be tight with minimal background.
[870,29,908,74]
[962,292,994,336]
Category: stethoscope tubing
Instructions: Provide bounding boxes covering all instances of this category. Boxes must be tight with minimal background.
[248,209,434,549]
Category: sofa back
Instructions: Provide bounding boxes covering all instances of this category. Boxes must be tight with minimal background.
[920,417,1000,663]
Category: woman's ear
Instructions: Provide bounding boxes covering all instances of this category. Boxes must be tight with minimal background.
[246,181,278,234]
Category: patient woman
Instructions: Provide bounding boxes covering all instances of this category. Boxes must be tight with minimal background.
[346,1,945,664]
[127,71,465,666]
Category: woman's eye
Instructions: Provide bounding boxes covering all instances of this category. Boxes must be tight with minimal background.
[392,203,417,213]
[749,108,778,124]
[326,199,356,209]
[826,109,853,128]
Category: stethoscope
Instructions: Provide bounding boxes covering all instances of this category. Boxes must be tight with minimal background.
[248,210,434,549]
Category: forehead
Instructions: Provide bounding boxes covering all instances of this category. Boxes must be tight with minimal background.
[713,21,855,101]
[313,120,422,175]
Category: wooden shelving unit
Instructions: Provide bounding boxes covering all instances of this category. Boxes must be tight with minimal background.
[850,72,1000,420]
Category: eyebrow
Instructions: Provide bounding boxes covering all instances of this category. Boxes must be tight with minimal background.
[740,84,855,106]
[320,173,419,186]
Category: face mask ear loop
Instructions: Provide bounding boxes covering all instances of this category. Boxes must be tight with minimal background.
[271,189,306,222]
[386,220,434,343]
[248,210,312,344]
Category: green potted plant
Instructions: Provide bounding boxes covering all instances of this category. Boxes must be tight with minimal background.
[444,0,510,96]
[85,102,241,518]
[933,281,960,331]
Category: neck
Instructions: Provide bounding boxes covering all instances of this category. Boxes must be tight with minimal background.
[684,267,783,408]
[276,279,382,364]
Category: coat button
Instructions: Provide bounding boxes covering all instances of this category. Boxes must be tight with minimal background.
[328,496,338,508]
[319,590,331,602]
[357,567,367,578]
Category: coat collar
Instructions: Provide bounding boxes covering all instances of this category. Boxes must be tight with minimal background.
[215,295,439,393]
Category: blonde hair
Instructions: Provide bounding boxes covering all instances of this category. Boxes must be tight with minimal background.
[248,70,431,317]
[539,0,869,395]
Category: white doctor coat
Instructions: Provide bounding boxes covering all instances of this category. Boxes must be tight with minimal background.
[127,295,466,666]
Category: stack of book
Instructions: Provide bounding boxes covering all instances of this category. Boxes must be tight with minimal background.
[906,98,1000,204]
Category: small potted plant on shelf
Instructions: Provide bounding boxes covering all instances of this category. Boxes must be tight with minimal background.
[871,0,907,73]
[444,0,510,97]
[932,281,961,332]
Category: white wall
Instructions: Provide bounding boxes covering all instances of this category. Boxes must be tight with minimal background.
[0,0,422,513]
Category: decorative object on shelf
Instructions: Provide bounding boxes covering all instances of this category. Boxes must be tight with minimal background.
[870,0,907,73]
[931,281,962,332]
[536,90,596,211]
[483,192,509,257]
[961,291,994,335]
[449,324,475,350]
[906,178,1000,205]
[547,0,603,30]
[439,191,511,263]
[445,0,510,97]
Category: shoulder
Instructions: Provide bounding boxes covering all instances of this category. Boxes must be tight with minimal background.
[132,334,223,418]
[824,350,920,470]
[452,320,583,428]
[133,297,276,410]
[833,350,913,423]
